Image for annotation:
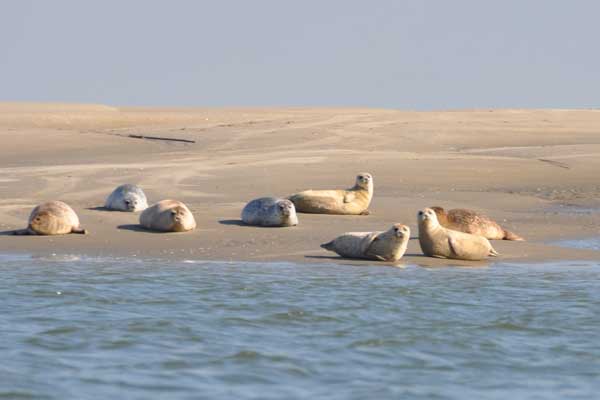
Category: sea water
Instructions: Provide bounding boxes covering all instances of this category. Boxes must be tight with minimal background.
[1,254,600,399]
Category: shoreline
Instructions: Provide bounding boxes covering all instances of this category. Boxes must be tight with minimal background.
[1,103,600,266]
[2,245,600,268]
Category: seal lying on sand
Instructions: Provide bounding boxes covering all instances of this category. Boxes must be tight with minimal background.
[241,197,298,227]
[321,223,410,261]
[105,184,148,212]
[430,206,524,241]
[288,173,373,215]
[140,200,196,232]
[13,201,87,235]
[418,208,498,261]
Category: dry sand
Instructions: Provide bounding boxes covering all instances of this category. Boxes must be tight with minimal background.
[1,103,600,266]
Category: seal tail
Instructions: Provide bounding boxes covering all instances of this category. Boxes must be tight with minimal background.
[489,247,500,257]
[503,229,524,241]
[320,241,335,251]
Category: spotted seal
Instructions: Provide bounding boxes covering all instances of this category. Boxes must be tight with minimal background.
[241,197,298,227]
[431,206,524,241]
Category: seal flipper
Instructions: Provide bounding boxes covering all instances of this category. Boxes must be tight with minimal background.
[448,237,472,260]
[71,226,87,235]
[320,241,335,251]
[502,229,524,241]
[343,192,355,203]
[363,232,385,260]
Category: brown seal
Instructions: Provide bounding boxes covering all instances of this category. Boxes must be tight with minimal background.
[13,201,87,235]
[288,173,373,215]
[418,208,498,261]
[431,206,524,241]
[139,200,196,232]
[320,223,410,261]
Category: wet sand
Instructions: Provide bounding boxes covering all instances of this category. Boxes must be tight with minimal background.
[1,103,600,266]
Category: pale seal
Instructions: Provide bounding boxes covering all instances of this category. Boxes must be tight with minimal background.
[288,173,373,215]
[241,197,298,227]
[139,200,196,232]
[13,201,87,235]
[418,208,498,261]
[320,223,410,261]
[105,184,148,212]
[431,206,524,241]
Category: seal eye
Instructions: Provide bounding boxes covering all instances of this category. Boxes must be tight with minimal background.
[418,211,423,216]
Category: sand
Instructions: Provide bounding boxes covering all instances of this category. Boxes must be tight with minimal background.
[1,103,600,266]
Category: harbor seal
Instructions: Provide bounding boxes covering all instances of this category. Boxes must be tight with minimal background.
[431,206,524,241]
[241,197,298,227]
[13,201,87,235]
[418,208,498,261]
[105,184,148,212]
[320,223,410,261]
[288,173,373,215]
[139,200,196,232]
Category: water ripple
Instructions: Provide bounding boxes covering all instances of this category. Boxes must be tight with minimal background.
[1,257,600,399]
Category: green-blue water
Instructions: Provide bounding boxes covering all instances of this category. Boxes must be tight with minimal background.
[1,255,600,399]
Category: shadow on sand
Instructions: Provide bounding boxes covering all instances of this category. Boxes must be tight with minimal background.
[117,224,157,233]
[219,219,297,228]
[218,219,246,226]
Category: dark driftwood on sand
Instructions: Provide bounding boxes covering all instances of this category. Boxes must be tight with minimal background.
[127,134,195,144]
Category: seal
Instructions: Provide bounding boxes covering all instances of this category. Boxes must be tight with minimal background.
[139,200,196,232]
[430,206,524,241]
[418,208,498,261]
[241,197,298,227]
[12,201,87,235]
[105,184,149,212]
[288,173,373,215]
[320,223,410,261]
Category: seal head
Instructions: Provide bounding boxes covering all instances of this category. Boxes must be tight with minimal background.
[105,184,148,212]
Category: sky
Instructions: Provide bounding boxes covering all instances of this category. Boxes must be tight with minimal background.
[1,0,599,109]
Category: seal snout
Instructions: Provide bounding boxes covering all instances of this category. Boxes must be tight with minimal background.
[393,224,410,238]
[124,199,136,210]
[418,208,436,223]
[278,201,293,216]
